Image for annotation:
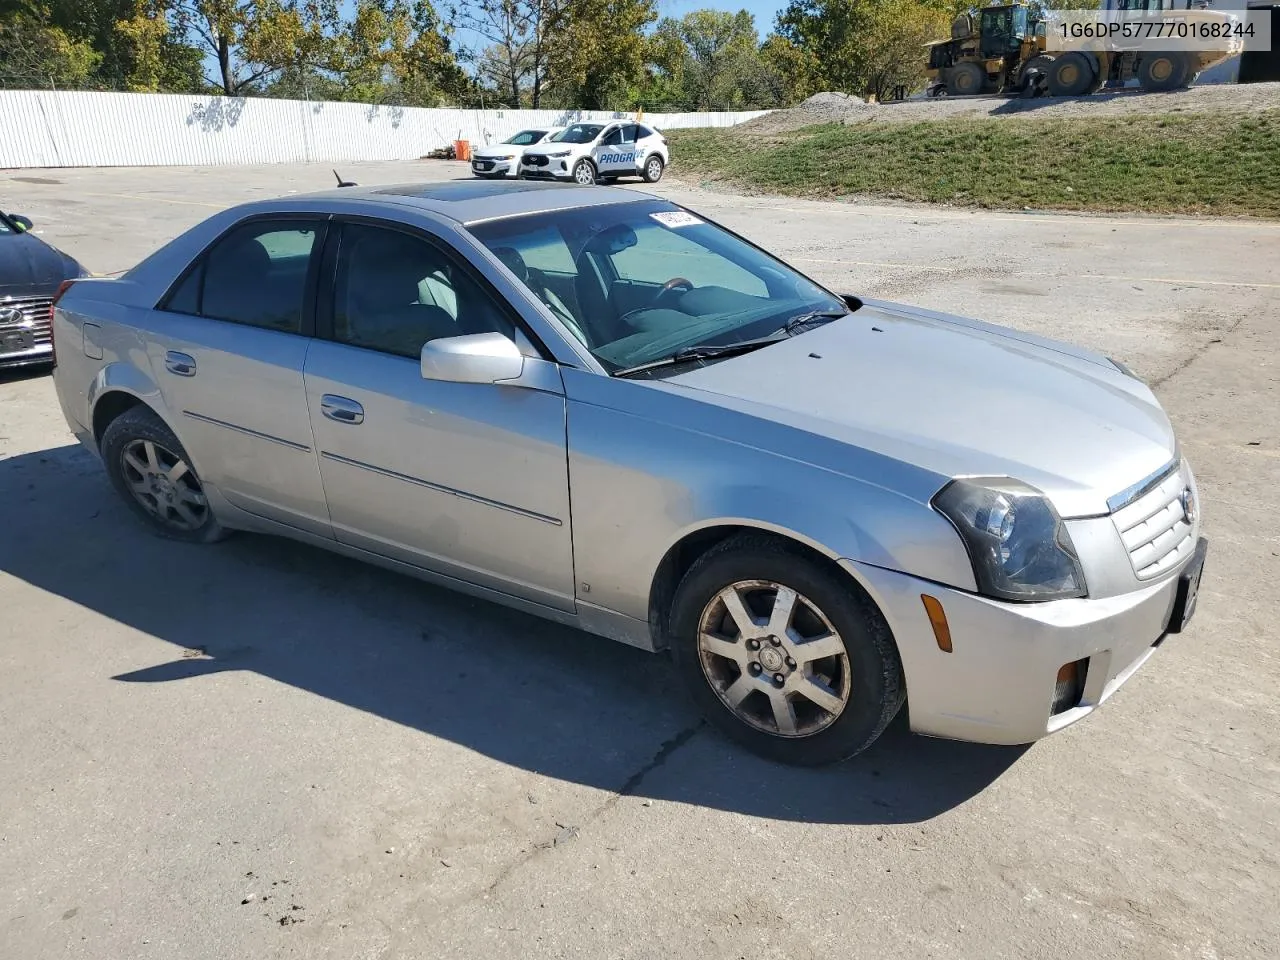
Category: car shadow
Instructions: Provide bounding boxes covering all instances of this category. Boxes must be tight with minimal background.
[0,442,1028,825]
[0,364,52,385]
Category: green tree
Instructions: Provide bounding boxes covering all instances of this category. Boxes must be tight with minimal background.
[113,1,205,91]
[447,0,562,107]
[339,0,468,105]
[543,0,656,109]
[773,0,948,100]
[647,9,779,110]
[168,0,344,95]
[0,3,102,88]
[758,32,820,103]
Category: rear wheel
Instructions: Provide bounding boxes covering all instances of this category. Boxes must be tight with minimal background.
[1138,52,1191,92]
[946,61,986,96]
[572,159,596,186]
[1046,52,1095,96]
[669,534,905,766]
[101,406,226,543]
[642,154,665,183]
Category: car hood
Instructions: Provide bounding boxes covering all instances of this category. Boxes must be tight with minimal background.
[0,232,82,295]
[471,144,524,159]
[522,142,587,158]
[664,300,1176,518]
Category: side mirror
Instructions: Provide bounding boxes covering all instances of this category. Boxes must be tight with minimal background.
[420,332,524,385]
[11,214,32,232]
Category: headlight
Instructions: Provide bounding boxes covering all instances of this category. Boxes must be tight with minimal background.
[932,478,1086,601]
[546,150,571,158]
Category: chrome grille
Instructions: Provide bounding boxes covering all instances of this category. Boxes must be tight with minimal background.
[1111,461,1196,580]
[0,294,54,345]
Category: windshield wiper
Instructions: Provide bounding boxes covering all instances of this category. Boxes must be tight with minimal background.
[612,308,850,379]
[778,308,849,335]
[612,335,787,378]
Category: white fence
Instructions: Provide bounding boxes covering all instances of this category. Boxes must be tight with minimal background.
[0,90,766,169]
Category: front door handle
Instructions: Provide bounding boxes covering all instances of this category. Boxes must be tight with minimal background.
[321,394,364,425]
[165,351,196,377]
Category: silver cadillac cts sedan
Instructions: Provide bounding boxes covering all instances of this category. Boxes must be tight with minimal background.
[50,181,1207,765]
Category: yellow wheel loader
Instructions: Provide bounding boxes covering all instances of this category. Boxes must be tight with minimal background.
[924,1,1244,99]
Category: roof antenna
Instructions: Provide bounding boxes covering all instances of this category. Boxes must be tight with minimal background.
[334,169,357,188]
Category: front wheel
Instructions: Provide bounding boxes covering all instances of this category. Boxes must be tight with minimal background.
[101,405,226,543]
[669,534,905,765]
[1046,52,1095,96]
[642,155,665,183]
[1138,52,1191,92]
[572,159,596,186]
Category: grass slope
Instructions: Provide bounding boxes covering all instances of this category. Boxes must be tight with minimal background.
[668,111,1280,217]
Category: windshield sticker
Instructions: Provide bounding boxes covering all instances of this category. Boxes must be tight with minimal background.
[650,211,702,228]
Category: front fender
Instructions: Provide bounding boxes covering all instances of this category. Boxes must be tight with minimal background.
[564,372,977,623]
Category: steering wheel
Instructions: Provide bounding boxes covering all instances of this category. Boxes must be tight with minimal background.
[654,276,693,307]
[619,277,693,327]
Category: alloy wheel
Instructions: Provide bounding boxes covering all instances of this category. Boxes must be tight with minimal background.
[119,438,209,531]
[697,579,852,737]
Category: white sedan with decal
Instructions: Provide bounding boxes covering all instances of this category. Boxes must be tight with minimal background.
[518,121,669,186]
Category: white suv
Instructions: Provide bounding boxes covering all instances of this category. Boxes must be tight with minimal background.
[518,121,669,186]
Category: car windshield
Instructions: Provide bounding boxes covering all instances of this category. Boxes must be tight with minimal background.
[550,124,604,144]
[468,200,848,372]
[504,130,545,146]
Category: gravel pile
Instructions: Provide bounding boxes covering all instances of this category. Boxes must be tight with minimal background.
[739,81,1280,135]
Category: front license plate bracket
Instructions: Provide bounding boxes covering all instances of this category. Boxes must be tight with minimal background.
[1165,537,1208,635]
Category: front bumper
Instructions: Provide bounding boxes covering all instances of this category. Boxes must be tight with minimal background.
[0,339,52,369]
[519,159,572,180]
[471,158,517,177]
[843,547,1204,745]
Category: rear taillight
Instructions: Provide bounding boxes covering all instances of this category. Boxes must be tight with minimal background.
[50,278,76,368]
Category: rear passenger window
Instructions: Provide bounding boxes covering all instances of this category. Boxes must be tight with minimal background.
[162,219,320,334]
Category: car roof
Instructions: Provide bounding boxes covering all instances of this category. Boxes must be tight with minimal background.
[290,180,651,226]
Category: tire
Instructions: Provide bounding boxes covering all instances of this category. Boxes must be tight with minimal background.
[946,61,986,96]
[1046,52,1095,96]
[100,405,226,543]
[1138,52,1190,92]
[571,158,596,186]
[1020,55,1054,97]
[669,533,905,766]
[642,154,665,183]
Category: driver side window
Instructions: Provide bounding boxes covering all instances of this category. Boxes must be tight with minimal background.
[333,223,514,359]
[601,127,623,146]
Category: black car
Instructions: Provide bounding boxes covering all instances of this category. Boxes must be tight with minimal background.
[1,209,87,371]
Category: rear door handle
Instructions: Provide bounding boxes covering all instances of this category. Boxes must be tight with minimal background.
[165,351,196,377]
[321,394,364,425]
